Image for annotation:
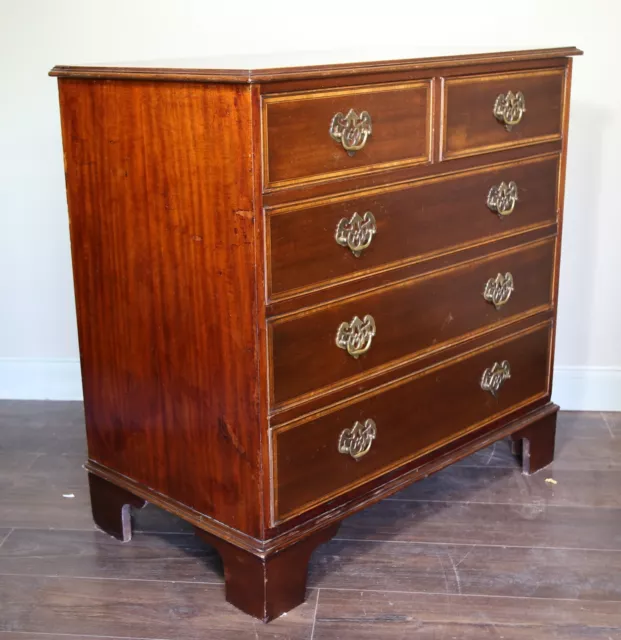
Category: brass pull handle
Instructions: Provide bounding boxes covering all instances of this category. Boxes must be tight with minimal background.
[329,109,372,156]
[338,419,377,460]
[481,361,511,397]
[487,181,518,217]
[336,314,376,358]
[493,91,526,131]
[335,211,377,257]
[483,272,514,309]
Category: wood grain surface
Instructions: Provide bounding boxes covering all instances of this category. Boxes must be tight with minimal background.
[270,239,555,406]
[58,79,264,537]
[273,323,552,521]
[268,154,559,298]
[263,81,431,188]
[443,68,565,159]
[49,46,582,83]
[442,68,565,158]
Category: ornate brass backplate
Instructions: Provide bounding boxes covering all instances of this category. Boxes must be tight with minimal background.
[338,418,377,460]
[493,91,526,131]
[335,314,376,358]
[483,272,514,309]
[335,211,377,257]
[480,360,511,397]
[329,109,372,155]
[487,181,518,217]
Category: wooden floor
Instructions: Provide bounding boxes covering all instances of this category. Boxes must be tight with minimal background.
[0,403,620,639]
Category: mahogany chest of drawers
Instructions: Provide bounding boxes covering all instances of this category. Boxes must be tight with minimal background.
[51,46,581,621]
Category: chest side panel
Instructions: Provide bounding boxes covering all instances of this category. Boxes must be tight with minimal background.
[58,79,263,536]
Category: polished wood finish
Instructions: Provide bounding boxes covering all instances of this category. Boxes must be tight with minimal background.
[268,154,559,298]
[511,409,557,474]
[263,81,431,188]
[58,79,264,537]
[49,46,582,83]
[442,69,565,159]
[52,48,577,621]
[267,223,557,319]
[271,308,554,427]
[88,472,146,542]
[263,138,564,207]
[549,57,574,402]
[271,239,555,406]
[274,322,551,521]
[196,523,340,622]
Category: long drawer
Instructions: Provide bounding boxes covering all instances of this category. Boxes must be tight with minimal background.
[442,68,565,159]
[270,238,555,406]
[273,322,552,522]
[262,81,432,189]
[268,154,559,298]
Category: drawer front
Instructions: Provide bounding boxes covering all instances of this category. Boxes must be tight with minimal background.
[268,155,559,298]
[263,81,432,189]
[442,69,565,159]
[270,238,555,406]
[273,323,551,521]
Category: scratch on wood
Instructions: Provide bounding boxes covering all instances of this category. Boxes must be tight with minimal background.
[217,416,250,464]
[440,312,454,331]
[233,209,254,220]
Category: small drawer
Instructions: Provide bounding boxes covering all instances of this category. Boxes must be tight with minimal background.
[273,322,551,522]
[262,81,432,189]
[268,154,559,298]
[442,69,565,159]
[270,238,555,407]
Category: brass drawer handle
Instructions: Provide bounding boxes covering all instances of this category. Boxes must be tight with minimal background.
[329,109,372,155]
[493,91,526,131]
[483,272,514,309]
[481,361,511,397]
[336,314,376,358]
[487,181,518,217]
[338,418,377,460]
[335,211,377,257]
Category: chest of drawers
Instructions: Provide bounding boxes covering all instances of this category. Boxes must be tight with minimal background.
[51,46,581,622]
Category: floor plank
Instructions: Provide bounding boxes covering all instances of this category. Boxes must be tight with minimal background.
[4,527,621,603]
[0,453,44,475]
[0,452,93,529]
[603,412,621,434]
[308,539,621,600]
[0,529,220,584]
[0,635,133,640]
[557,411,614,436]
[0,451,196,532]
[0,575,316,639]
[0,635,135,640]
[313,589,621,639]
[338,499,621,549]
[0,530,13,549]
[0,401,86,455]
[459,419,620,470]
[388,465,621,508]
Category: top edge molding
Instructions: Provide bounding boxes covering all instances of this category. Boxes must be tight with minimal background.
[50,47,582,84]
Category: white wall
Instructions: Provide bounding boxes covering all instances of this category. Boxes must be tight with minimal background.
[0,0,619,408]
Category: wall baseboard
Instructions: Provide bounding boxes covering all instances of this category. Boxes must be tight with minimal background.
[0,358,620,411]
